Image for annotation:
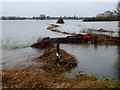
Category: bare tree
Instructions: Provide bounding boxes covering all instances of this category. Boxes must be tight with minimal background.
[97,10,117,18]
[117,0,120,21]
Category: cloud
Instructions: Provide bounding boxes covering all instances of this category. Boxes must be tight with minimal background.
[2,2,117,17]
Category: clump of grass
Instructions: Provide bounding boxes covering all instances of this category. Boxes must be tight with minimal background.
[56,74,70,84]
[107,81,117,88]
[57,74,120,88]
[3,67,119,88]
[40,48,77,73]
[31,37,55,49]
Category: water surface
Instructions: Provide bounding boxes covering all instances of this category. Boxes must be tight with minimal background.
[60,44,118,80]
[1,20,118,80]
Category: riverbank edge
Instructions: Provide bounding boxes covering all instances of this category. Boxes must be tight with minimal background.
[2,21,120,88]
[2,45,120,88]
[47,24,119,46]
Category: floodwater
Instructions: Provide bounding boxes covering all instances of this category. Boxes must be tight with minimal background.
[60,44,118,80]
[1,20,119,80]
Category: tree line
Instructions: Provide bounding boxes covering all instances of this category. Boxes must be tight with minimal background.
[1,9,119,21]
[1,1,120,21]
[0,15,81,20]
[1,16,27,20]
[83,10,118,21]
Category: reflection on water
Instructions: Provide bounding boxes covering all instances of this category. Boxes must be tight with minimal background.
[60,44,118,80]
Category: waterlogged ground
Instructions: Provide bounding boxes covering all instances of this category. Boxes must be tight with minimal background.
[1,20,119,80]
[2,48,120,88]
[60,44,118,80]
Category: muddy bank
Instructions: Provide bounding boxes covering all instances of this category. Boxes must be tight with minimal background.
[47,24,119,46]
[2,47,120,88]
[40,48,77,72]
[2,48,77,88]
[93,28,115,33]
[31,37,55,49]
[91,34,119,46]
[47,24,76,35]
[2,24,120,88]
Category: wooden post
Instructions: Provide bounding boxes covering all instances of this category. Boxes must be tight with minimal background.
[56,43,60,62]
[57,44,60,55]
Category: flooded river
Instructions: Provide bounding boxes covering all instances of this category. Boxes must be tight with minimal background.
[1,20,119,80]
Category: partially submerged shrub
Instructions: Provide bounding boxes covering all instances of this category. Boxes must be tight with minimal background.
[56,18,64,24]
[31,37,55,49]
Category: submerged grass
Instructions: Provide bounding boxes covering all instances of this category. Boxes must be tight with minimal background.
[47,24,119,46]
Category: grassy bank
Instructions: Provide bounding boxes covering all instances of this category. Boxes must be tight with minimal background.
[2,25,120,88]
[2,47,120,88]
[2,48,77,88]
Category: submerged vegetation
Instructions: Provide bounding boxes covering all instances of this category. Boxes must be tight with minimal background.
[47,23,119,46]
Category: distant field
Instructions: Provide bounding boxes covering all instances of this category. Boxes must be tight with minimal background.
[25,18,58,20]
[25,18,83,20]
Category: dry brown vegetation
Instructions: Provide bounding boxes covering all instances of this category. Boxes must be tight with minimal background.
[2,25,120,88]
[2,48,77,88]
[47,24,119,46]
[40,48,77,72]
[31,37,55,49]
[2,67,119,88]
[2,48,120,88]
[91,34,119,46]
[2,67,60,88]
[93,28,115,33]
[57,77,119,88]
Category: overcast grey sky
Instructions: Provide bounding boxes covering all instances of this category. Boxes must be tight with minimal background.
[2,2,118,17]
